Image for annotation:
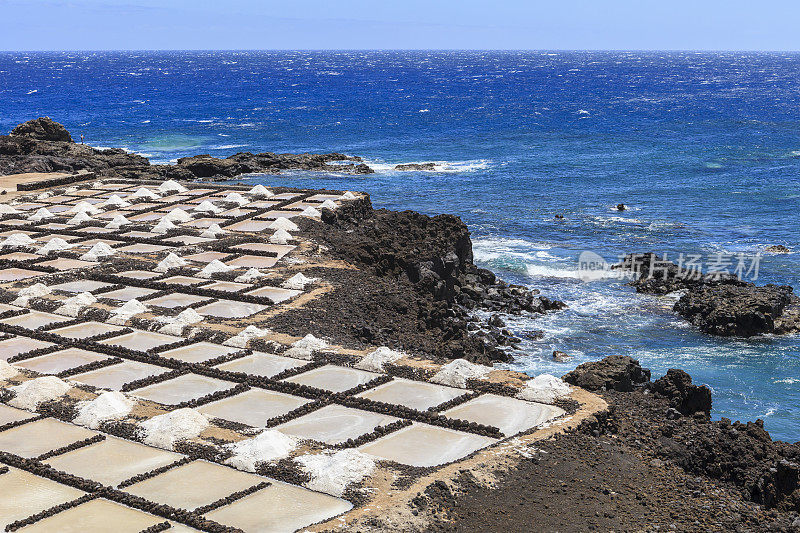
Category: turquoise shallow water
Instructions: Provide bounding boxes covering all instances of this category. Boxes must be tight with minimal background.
[1,50,799,440]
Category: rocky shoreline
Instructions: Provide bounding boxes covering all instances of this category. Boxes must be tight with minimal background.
[2,118,799,531]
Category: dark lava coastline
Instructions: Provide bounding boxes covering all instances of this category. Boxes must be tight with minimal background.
[3,118,800,531]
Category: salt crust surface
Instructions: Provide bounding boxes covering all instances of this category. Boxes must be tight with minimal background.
[355,347,404,372]
[282,273,316,290]
[225,430,297,472]
[223,325,271,348]
[516,374,572,404]
[139,408,209,449]
[74,391,134,429]
[8,376,72,410]
[431,359,492,388]
[296,449,375,497]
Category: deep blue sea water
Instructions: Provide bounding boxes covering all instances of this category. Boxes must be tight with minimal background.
[2,50,799,440]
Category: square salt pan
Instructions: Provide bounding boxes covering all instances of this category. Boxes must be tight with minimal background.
[50,321,125,339]
[146,293,211,309]
[442,393,566,437]
[282,365,380,394]
[0,404,35,426]
[195,300,267,319]
[70,360,168,391]
[14,348,108,375]
[0,418,97,459]
[1,310,67,329]
[358,422,497,468]
[231,242,295,257]
[99,330,182,352]
[123,460,265,511]
[17,498,163,533]
[0,336,55,361]
[50,280,112,293]
[246,286,301,303]
[274,404,398,445]
[160,341,239,364]
[36,258,98,271]
[198,388,310,427]
[117,243,172,254]
[116,270,161,280]
[131,374,236,406]
[45,435,183,487]
[0,467,85,526]
[356,378,466,411]
[214,352,308,378]
[204,479,353,533]
[0,268,45,281]
[161,275,208,286]
[183,251,231,263]
[226,255,278,269]
[100,286,158,302]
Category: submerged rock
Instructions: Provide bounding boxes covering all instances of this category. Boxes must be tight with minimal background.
[395,162,437,171]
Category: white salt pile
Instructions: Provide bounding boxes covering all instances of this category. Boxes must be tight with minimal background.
[200,223,226,238]
[152,218,176,234]
[36,191,53,200]
[11,283,50,306]
[158,308,203,336]
[64,186,79,194]
[163,208,192,223]
[131,187,160,200]
[355,347,404,372]
[91,181,105,189]
[248,184,274,197]
[155,252,187,272]
[100,194,131,208]
[106,214,131,229]
[284,334,328,360]
[80,242,116,261]
[66,201,101,216]
[296,449,375,497]
[139,408,209,450]
[431,359,492,388]
[301,206,322,217]
[1,233,36,248]
[319,199,338,210]
[36,237,74,255]
[73,391,134,429]
[341,191,357,200]
[269,228,292,245]
[55,291,97,317]
[158,180,187,194]
[67,211,94,225]
[516,374,572,404]
[224,325,271,348]
[269,217,299,232]
[28,207,54,222]
[225,430,297,472]
[281,273,317,290]
[224,192,248,205]
[0,360,19,380]
[234,268,265,283]
[109,299,148,324]
[193,200,222,214]
[0,204,21,214]
[198,259,234,278]
[8,376,71,410]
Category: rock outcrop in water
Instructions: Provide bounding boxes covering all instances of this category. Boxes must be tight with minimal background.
[395,162,437,171]
[0,118,374,178]
[618,252,800,337]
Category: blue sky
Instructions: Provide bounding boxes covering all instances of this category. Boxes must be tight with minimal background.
[2,0,799,51]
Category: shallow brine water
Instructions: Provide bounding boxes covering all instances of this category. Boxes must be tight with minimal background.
[2,50,799,439]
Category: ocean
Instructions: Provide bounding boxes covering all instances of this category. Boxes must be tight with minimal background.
[1,50,798,440]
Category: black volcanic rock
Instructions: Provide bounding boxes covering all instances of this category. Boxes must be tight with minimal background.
[674,283,799,337]
[563,354,651,392]
[617,252,800,337]
[10,117,73,142]
[650,368,712,416]
[0,118,374,178]
[395,162,437,171]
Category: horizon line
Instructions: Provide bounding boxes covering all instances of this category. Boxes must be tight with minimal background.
[2,48,800,54]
